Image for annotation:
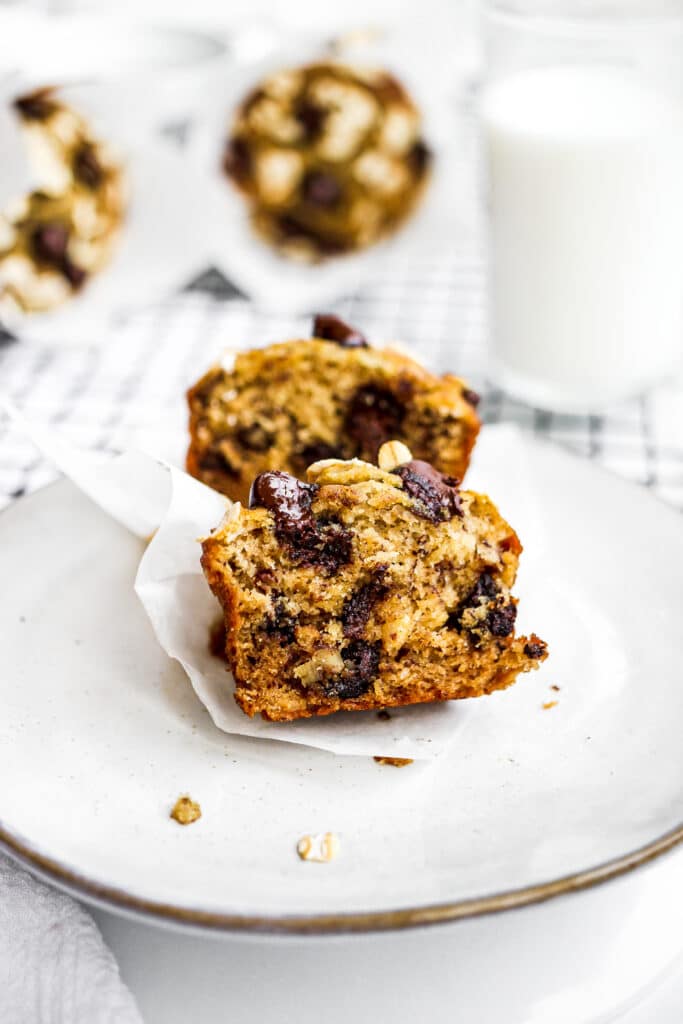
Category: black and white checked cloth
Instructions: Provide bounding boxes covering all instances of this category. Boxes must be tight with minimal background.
[1,235,682,512]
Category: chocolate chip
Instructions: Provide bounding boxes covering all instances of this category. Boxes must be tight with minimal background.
[392,460,462,523]
[200,448,240,479]
[302,171,342,208]
[223,136,252,184]
[32,223,68,264]
[448,571,500,634]
[469,571,498,602]
[31,223,85,288]
[330,640,381,699]
[294,97,327,140]
[342,569,388,638]
[488,603,517,637]
[61,258,86,290]
[73,143,103,189]
[250,470,316,521]
[407,140,431,177]
[14,90,56,121]
[299,442,343,465]
[255,567,276,588]
[263,597,297,644]
[250,470,352,574]
[299,518,353,574]
[312,314,368,349]
[524,639,547,659]
[236,423,273,452]
[345,384,405,459]
[462,387,480,408]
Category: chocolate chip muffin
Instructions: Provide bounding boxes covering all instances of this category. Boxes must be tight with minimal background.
[187,315,480,505]
[0,88,125,317]
[201,441,547,721]
[223,61,431,260]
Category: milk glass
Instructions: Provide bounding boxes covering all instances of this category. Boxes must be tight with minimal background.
[481,1,683,412]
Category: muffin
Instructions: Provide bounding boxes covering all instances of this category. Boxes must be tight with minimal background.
[201,441,547,722]
[223,61,431,260]
[187,314,480,504]
[0,87,125,318]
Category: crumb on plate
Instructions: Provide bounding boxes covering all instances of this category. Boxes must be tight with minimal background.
[373,756,413,767]
[297,831,339,862]
[170,795,202,825]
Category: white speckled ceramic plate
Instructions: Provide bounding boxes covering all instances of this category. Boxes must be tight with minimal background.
[1,436,682,933]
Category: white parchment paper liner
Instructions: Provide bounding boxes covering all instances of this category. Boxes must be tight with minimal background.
[2,398,545,758]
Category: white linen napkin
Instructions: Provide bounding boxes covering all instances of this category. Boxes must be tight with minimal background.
[0,855,142,1024]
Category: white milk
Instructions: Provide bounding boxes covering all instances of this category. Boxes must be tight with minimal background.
[482,66,683,411]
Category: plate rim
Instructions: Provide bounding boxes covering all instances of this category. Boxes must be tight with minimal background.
[2,470,683,936]
[2,818,682,935]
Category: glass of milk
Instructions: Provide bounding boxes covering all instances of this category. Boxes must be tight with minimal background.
[481,2,683,412]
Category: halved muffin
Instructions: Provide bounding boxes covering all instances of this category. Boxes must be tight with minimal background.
[201,442,547,721]
[187,315,481,504]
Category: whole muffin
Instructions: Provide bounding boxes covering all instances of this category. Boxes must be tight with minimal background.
[223,61,431,260]
[0,88,125,318]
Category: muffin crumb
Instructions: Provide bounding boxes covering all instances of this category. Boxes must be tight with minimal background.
[170,795,202,826]
[297,831,339,862]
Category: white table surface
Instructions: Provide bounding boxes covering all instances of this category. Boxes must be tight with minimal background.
[89,847,683,1024]
[91,915,683,1024]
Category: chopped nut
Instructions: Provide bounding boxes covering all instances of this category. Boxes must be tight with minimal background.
[377,440,413,471]
[297,831,339,862]
[294,648,344,687]
[254,149,303,204]
[306,456,402,488]
[374,756,414,767]
[353,150,410,196]
[381,606,413,655]
[380,106,419,155]
[170,795,202,825]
